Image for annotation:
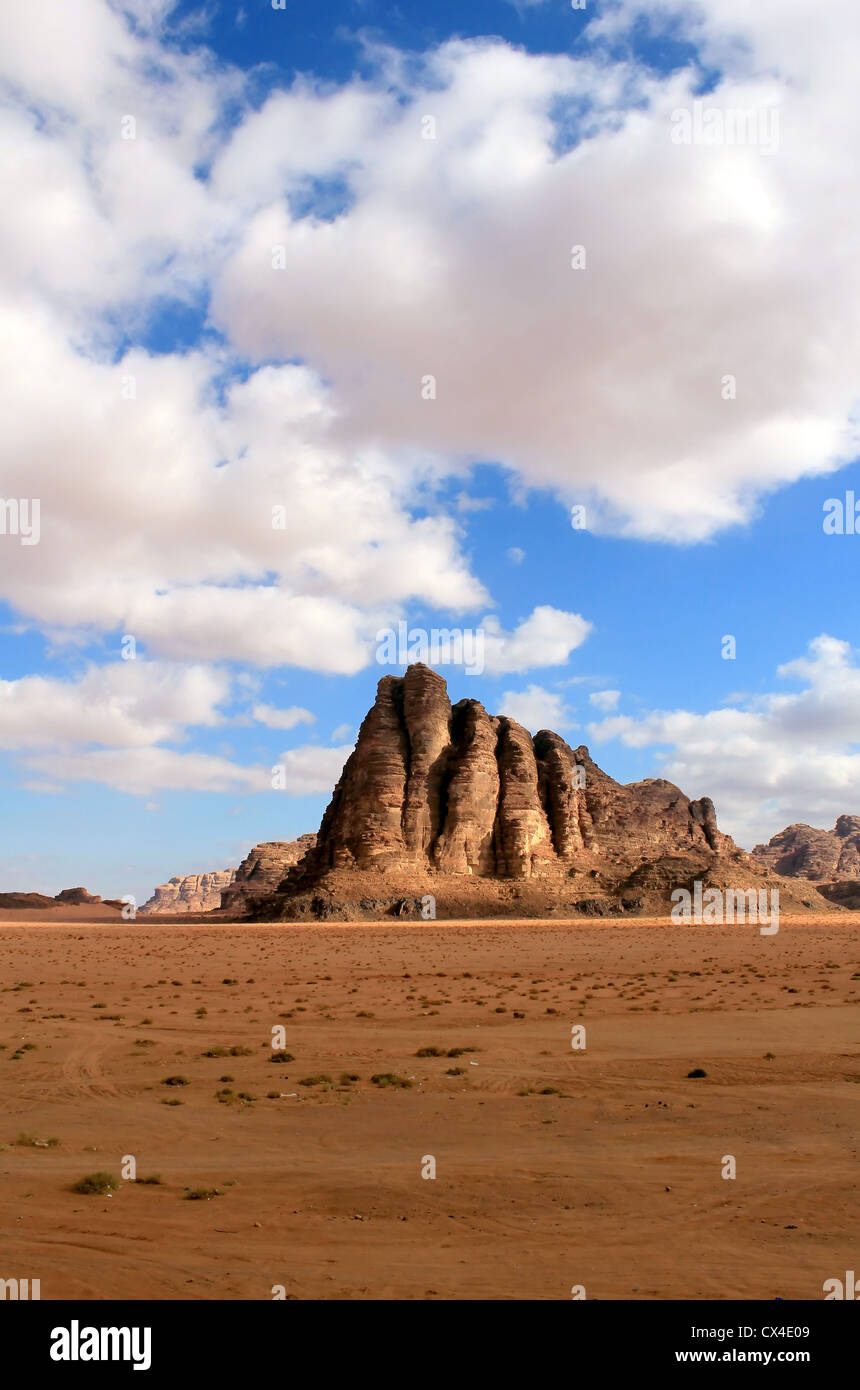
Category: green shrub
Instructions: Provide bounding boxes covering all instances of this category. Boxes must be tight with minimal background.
[72,1171,119,1195]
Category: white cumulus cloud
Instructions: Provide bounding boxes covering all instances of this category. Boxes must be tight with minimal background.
[499,683,575,733]
[587,635,860,846]
[252,703,315,730]
[481,606,592,674]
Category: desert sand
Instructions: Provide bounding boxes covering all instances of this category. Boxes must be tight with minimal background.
[1,915,857,1300]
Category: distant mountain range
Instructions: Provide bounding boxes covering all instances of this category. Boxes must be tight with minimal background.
[0,887,123,914]
[6,668,860,920]
[752,816,860,910]
[215,665,839,920]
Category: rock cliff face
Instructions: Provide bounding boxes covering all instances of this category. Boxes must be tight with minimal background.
[139,870,236,915]
[751,816,860,909]
[751,817,860,880]
[303,665,727,882]
[138,835,319,916]
[247,664,810,920]
[219,835,317,916]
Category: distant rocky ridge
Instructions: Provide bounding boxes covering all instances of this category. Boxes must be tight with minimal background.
[752,816,860,909]
[135,835,318,917]
[139,870,237,915]
[244,664,826,921]
[219,835,317,916]
[7,677,852,922]
[752,816,860,879]
[0,887,122,911]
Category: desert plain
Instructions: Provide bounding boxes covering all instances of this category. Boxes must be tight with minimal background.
[0,914,857,1301]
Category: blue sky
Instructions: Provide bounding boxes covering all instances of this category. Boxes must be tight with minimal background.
[2,0,859,902]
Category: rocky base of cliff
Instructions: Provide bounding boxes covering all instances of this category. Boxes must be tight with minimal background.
[244,852,829,922]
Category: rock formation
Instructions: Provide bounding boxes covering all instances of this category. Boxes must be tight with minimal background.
[302,666,727,879]
[752,817,860,879]
[0,887,123,913]
[139,870,236,915]
[54,887,103,906]
[219,835,317,916]
[752,816,860,908]
[245,664,821,920]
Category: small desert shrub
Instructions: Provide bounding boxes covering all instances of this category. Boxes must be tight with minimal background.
[298,1074,333,1087]
[356,1011,374,1019]
[72,1171,119,1195]
[339,1072,360,1085]
[161,1098,183,1107]
[370,1073,412,1089]
[270,1051,294,1064]
[446,1067,465,1076]
[136,1174,163,1185]
[687,1068,708,1079]
[416,1046,446,1058]
[184,1188,221,1201]
[15,1132,60,1148]
[161,1075,189,1086]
